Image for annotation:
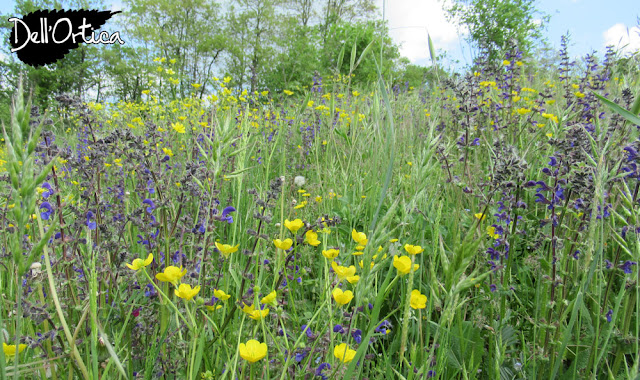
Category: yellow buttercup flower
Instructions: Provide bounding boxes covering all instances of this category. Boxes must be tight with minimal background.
[404,244,424,255]
[393,256,419,275]
[3,342,27,357]
[284,219,304,234]
[156,266,187,284]
[331,261,356,280]
[213,289,231,301]
[332,288,354,305]
[410,289,427,309]
[322,249,340,260]
[304,230,321,246]
[274,238,293,250]
[174,283,200,301]
[125,253,153,271]
[239,340,268,363]
[346,275,360,284]
[351,229,368,246]
[242,304,269,320]
[215,241,239,259]
[334,343,356,363]
[172,122,186,134]
[260,290,277,305]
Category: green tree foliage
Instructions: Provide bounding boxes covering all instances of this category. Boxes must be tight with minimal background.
[319,0,376,41]
[100,43,151,101]
[393,59,446,91]
[321,20,400,85]
[260,18,321,90]
[0,0,416,105]
[224,0,279,93]
[0,0,110,110]
[123,0,226,97]
[444,0,549,62]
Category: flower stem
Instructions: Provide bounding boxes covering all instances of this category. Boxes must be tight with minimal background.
[12,274,22,380]
[36,214,90,379]
[399,255,416,366]
[141,269,192,329]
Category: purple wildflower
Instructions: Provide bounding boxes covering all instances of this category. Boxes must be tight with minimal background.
[352,329,362,344]
[40,202,54,220]
[221,206,236,223]
[41,182,54,198]
[620,261,637,274]
[86,211,96,230]
[142,199,156,213]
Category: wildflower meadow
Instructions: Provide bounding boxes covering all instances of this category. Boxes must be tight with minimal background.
[1,1,640,379]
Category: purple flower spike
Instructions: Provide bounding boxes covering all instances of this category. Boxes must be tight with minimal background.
[620,261,637,274]
[40,202,54,220]
[301,324,314,338]
[221,206,236,223]
[86,211,96,230]
[315,363,331,380]
[41,182,54,198]
[352,329,362,344]
[142,199,156,213]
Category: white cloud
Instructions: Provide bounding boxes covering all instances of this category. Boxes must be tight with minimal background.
[376,0,463,65]
[603,23,640,55]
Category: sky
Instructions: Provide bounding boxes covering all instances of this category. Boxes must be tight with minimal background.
[377,0,640,69]
[2,0,639,69]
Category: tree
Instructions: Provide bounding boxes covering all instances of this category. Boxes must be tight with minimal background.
[321,20,400,85]
[393,59,447,92]
[225,0,280,93]
[124,0,226,97]
[444,0,549,62]
[260,18,321,90]
[0,0,112,108]
[320,0,376,42]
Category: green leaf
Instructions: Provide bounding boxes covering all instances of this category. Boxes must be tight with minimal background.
[349,35,358,75]
[428,32,437,66]
[192,325,206,378]
[594,92,640,126]
[98,323,129,379]
[354,38,376,72]
[20,217,58,276]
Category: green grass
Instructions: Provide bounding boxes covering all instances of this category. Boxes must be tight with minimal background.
[1,50,640,379]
